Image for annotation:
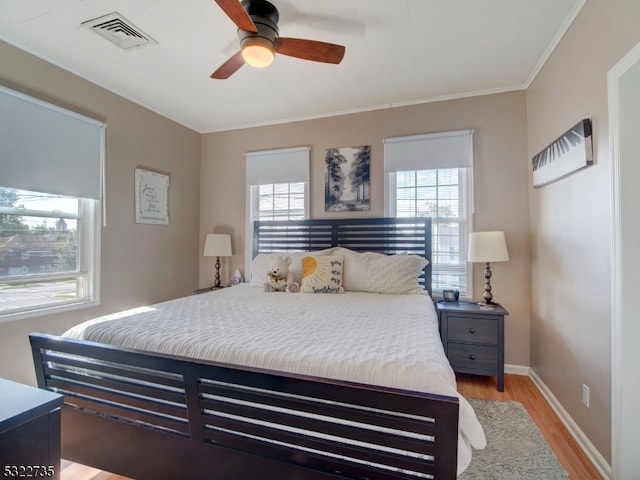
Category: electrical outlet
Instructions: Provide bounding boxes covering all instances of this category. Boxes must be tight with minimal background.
[582,384,590,408]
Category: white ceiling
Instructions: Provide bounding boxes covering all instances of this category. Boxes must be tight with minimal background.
[0,0,583,134]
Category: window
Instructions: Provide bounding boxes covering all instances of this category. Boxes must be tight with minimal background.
[0,188,100,320]
[252,182,306,221]
[389,169,470,294]
[245,147,310,276]
[384,131,473,296]
[0,85,104,322]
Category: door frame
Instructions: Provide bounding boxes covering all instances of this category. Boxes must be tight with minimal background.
[608,40,640,479]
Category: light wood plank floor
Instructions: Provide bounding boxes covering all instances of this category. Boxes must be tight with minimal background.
[60,373,602,480]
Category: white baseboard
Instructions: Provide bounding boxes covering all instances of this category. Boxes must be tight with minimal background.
[526,368,612,480]
[505,363,530,376]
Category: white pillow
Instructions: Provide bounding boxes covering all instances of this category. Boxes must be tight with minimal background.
[327,247,428,295]
[300,255,345,294]
[249,249,333,287]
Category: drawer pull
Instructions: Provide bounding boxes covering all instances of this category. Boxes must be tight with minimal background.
[469,327,476,334]
[469,354,476,360]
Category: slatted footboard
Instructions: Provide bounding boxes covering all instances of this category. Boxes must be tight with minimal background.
[30,333,458,480]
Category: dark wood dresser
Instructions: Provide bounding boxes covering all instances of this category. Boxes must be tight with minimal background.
[0,378,63,480]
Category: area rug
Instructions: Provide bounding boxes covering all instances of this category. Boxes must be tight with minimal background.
[459,398,569,480]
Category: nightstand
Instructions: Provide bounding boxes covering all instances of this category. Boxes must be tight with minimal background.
[0,378,63,479]
[437,301,509,391]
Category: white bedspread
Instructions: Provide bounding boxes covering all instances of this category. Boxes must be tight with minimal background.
[63,285,486,474]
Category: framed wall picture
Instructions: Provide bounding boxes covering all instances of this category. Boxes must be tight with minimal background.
[135,168,169,224]
[325,145,371,212]
[532,119,593,188]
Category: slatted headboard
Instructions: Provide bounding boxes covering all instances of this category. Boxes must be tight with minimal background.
[253,217,432,294]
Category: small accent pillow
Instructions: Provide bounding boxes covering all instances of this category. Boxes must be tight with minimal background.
[326,247,428,295]
[301,255,345,293]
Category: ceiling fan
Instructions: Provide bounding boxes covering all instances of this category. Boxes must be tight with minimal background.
[211,0,346,79]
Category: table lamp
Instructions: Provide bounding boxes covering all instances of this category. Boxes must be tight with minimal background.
[468,231,510,306]
[203,234,232,289]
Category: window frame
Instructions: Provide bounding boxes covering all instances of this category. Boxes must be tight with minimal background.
[244,146,310,282]
[244,181,309,279]
[387,167,473,297]
[0,191,100,323]
[0,86,104,323]
[251,182,307,222]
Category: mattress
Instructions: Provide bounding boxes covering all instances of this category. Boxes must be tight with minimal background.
[63,285,486,474]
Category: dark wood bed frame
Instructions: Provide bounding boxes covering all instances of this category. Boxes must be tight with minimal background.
[30,217,459,480]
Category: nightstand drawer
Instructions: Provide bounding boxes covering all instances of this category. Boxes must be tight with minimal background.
[447,343,498,372]
[447,316,497,344]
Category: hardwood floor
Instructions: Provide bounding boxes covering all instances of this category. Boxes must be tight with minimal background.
[60,461,130,480]
[60,373,602,480]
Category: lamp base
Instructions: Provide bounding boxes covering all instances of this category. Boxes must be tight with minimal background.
[481,262,496,305]
[213,256,222,288]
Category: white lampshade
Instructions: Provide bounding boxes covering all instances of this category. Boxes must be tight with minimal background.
[468,231,510,263]
[203,234,232,257]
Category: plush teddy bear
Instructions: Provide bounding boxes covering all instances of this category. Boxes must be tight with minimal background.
[264,255,299,293]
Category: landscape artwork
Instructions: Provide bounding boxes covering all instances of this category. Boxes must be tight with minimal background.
[325,145,370,212]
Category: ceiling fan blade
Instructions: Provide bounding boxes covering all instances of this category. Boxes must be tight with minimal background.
[214,0,257,33]
[277,37,345,64]
[211,51,245,79]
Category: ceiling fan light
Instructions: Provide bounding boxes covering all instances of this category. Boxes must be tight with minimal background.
[241,37,275,68]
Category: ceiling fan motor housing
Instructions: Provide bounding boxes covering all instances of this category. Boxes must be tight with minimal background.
[238,0,279,49]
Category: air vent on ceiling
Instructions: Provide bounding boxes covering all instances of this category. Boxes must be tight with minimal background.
[82,12,157,51]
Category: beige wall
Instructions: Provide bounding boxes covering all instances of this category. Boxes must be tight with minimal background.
[200,91,532,368]
[0,40,201,385]
[527,0,640,466]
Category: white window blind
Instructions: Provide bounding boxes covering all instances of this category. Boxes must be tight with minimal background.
[245,146,310,186]
[0,85,105,200]
[384,130,473,172]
